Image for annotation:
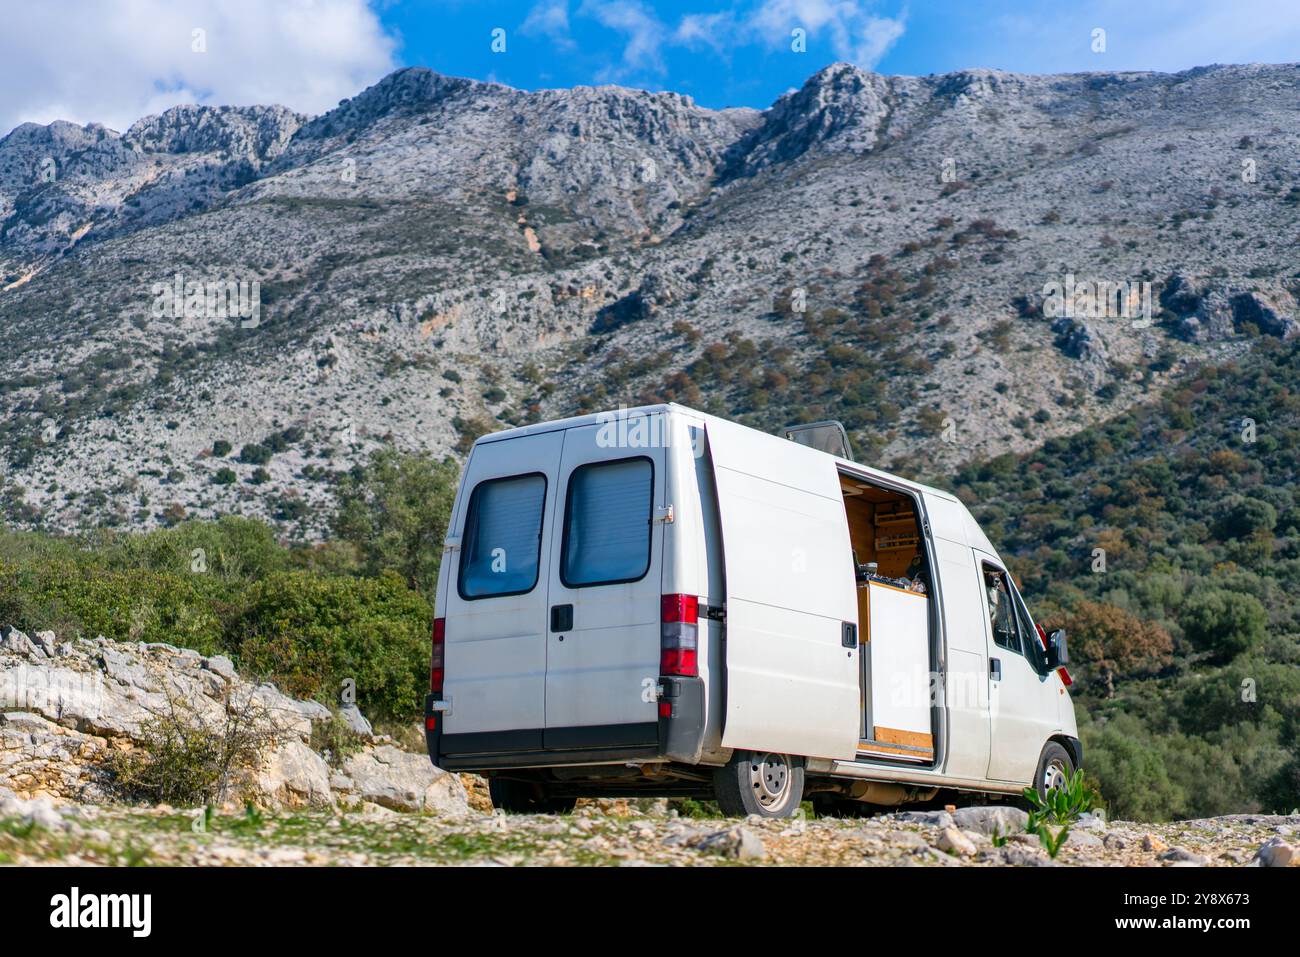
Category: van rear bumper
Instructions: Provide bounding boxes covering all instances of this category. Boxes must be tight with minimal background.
[425,677,705,772]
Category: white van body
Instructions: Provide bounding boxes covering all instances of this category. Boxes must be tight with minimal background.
[426,404,1079,815]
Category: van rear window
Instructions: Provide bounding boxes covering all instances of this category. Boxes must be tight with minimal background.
[561,457,653,588]
[458,473,546,599]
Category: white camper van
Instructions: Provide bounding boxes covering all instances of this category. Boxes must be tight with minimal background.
[425,404,1079,818]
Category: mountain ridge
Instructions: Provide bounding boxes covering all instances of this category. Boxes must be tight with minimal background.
[1,60,1297,535]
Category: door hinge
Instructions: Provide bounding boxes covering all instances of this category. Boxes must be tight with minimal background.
[443,535,461,552]
[429,698,453,715]
[654,504,675,524]
[700,603,726,622]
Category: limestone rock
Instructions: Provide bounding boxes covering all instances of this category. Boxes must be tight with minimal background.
[952,805,1029,837]
[338,744,469,815]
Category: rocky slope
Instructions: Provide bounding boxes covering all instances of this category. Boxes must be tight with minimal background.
[0,626,467,815]
[1,62,1298,535]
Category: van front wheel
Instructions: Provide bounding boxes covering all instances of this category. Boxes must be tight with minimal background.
[714,750,805,818]
[1033,742,1075,802]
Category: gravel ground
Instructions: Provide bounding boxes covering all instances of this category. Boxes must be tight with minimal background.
[2,796,1296,867]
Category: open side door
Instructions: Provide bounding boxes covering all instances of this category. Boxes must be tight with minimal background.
[708,417,860,761]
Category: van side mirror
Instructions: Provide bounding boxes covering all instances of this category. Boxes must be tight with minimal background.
[1047,629,1069,668]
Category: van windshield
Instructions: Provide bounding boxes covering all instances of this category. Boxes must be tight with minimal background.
[459,473,546,599]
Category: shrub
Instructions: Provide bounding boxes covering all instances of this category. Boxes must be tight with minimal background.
[106,689,279,806]
[235,571,432,720]
[238,443,272,465]
[331,447,458,605]
[1047,600,1173,696]
[212,440,232,457]
[1179,588,1267,662]
[0,556,224,652]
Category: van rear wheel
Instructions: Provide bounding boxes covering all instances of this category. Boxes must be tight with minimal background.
[713,750,805,818]
[488,777,577,814]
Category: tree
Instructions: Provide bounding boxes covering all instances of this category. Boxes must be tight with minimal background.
[1052,600,1173,697]
[330,447,459,606]
[1179,588,1267,663]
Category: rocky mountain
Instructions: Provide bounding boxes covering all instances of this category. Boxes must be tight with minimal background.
[1,61,1298,535]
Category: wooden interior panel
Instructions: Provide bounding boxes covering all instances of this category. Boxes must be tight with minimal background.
[874,725,934,750]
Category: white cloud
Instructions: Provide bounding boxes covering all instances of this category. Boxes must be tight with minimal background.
[0,0,399,137]
[578,0,670,76]
[521,0,576,50]
[674,11,739,57]
[748,0,906,68]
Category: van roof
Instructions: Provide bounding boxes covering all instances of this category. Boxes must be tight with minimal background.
[475,403,964,504]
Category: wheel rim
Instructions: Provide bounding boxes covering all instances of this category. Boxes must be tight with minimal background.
[749,753,791,809]
[1043,758,1067,794]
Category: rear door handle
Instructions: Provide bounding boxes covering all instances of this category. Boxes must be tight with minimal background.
[550,604,573,632]
[990,657,1002,681]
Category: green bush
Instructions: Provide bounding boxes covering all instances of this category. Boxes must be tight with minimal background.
[0,556,225,652]
[1179,588,1267,662]
[331,448,458,605]
[234,570,432,721]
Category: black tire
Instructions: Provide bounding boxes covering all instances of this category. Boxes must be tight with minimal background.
[1033,742,1074,802]
[488,777,577,814]
[713,750,805,818]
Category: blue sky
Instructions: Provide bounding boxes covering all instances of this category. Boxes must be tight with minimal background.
[2,0,1299,136]
[381,0,1300,109]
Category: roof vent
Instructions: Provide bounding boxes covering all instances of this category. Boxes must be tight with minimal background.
[782,420,853,460]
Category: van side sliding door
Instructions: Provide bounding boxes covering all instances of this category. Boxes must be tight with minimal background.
[706,418,860,761]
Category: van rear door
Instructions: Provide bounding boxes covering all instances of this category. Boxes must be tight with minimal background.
[706,417,860,761]
[541,421,664,749]
[439,430,563,749]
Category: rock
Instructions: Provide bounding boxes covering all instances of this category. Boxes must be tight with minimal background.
[1064,829,1104,848]
[1158,846,1208,865]
[952,805,1029,837]
[882,829,931,848]
[1102,832,1129,851]
[936,826,977,857]
[895,809,954,828]
[1,627,41,658]
[256,740,334,809]
[1252,838,1299,867]
[988,844,1055,867]
[338,704,373,738]
[697,825,766,860]
[339,744,469,815]
[1142,834,1168,853]
[1075,810,1107,831]
[202,655,237,680]
[0,630,438,812]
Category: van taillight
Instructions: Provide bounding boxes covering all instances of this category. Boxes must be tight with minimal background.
[430,617,446,694]
[660,594,698,677]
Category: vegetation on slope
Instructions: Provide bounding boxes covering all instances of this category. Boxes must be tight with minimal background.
[951,336,1300,819]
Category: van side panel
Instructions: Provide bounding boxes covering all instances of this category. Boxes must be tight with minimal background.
[931,535,991,779]
[707,418,860,761]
